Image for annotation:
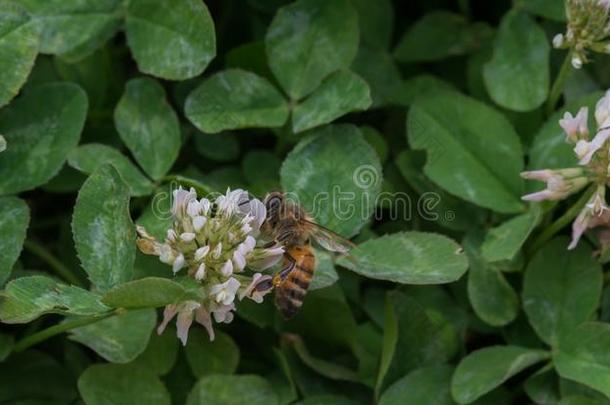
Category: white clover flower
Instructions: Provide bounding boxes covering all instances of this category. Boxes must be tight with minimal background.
[136,187,284,343]
[554,0,610,68]
[210,277,240,305]
[157,300,202,346]
[211,302,235,324]
[172,187,197,219]
[0,135,5,153]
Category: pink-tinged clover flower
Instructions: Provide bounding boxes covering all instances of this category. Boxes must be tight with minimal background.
[136,187,284,344]
[521,91,610,250]
[559,107,589,143]
[570,186,610,249]
[521,169,587,202]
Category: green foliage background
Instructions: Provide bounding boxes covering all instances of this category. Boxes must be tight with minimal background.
[1,0,609,404]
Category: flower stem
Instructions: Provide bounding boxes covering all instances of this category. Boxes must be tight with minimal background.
[546,51,573,116]
[159,175,216,196]
[23,240,83,287]
[12,311,116,353]
[527,185,596,255]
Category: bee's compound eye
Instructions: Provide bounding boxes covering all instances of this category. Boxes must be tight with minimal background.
[265,194,282,212]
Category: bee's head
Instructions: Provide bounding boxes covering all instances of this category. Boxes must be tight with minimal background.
[263,191,284,224]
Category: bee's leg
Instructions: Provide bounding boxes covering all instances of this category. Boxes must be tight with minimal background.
[273,254,296,287]
[263,231,293,247]
[263,240,278,248]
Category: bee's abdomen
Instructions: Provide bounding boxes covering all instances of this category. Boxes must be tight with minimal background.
[276,246,315,319]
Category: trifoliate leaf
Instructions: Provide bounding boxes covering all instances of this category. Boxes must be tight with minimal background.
[68,143,155,197]
[394,12,481,63]
[554,322,610,398]
[407,90,524,213]
[0,2,39,108]
[69,308,156,363]
[516,0,565,21]
[451,346,550,404]
[523,238,602,345]
[0,82,87,194]
[382,291,458,389]
[291,70,371,133]
[102,277,188,309]
[185,69,288,134]
[338,232,468,284]
[0,275,109,323]
[464,234,519,327]
[481,206,542,263]
[0,197,29,285]
[185,329,239,377]
[72,164,136,293]
[0,351,77,401]
[351,46,403,108]
[380,365,454,405]
[266,0,359,100]
[18,0,122,61]
[350,0,393,50]
[114,78,181,180]
[130,331,179,376]
[186,375,278,405]
[483,10,550,112]
[309,250,338,291]
[78,363,171,404]
[125,0,215,80]
[280,124,381,237]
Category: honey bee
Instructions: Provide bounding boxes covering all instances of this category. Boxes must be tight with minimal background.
[261,191,355,318]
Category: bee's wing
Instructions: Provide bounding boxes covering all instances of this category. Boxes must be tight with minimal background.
[303,219,356,254]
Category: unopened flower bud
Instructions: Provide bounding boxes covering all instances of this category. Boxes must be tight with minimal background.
[521,169,587,202]
[172,254,185,273]
[187,200,202,217]
[553,33,564,48]
[194,245,210,261]
[180,232,196,242]
[195,263,206,280]
[572,55,583,69]
[192,216,206,232]
[220,259,233,276]
[232,250,246,272]
[212,243,222,259]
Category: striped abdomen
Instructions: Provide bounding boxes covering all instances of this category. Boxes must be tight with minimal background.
[275,245,315,319]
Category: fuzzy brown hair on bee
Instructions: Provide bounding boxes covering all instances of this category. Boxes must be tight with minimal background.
[261,191,355,319]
